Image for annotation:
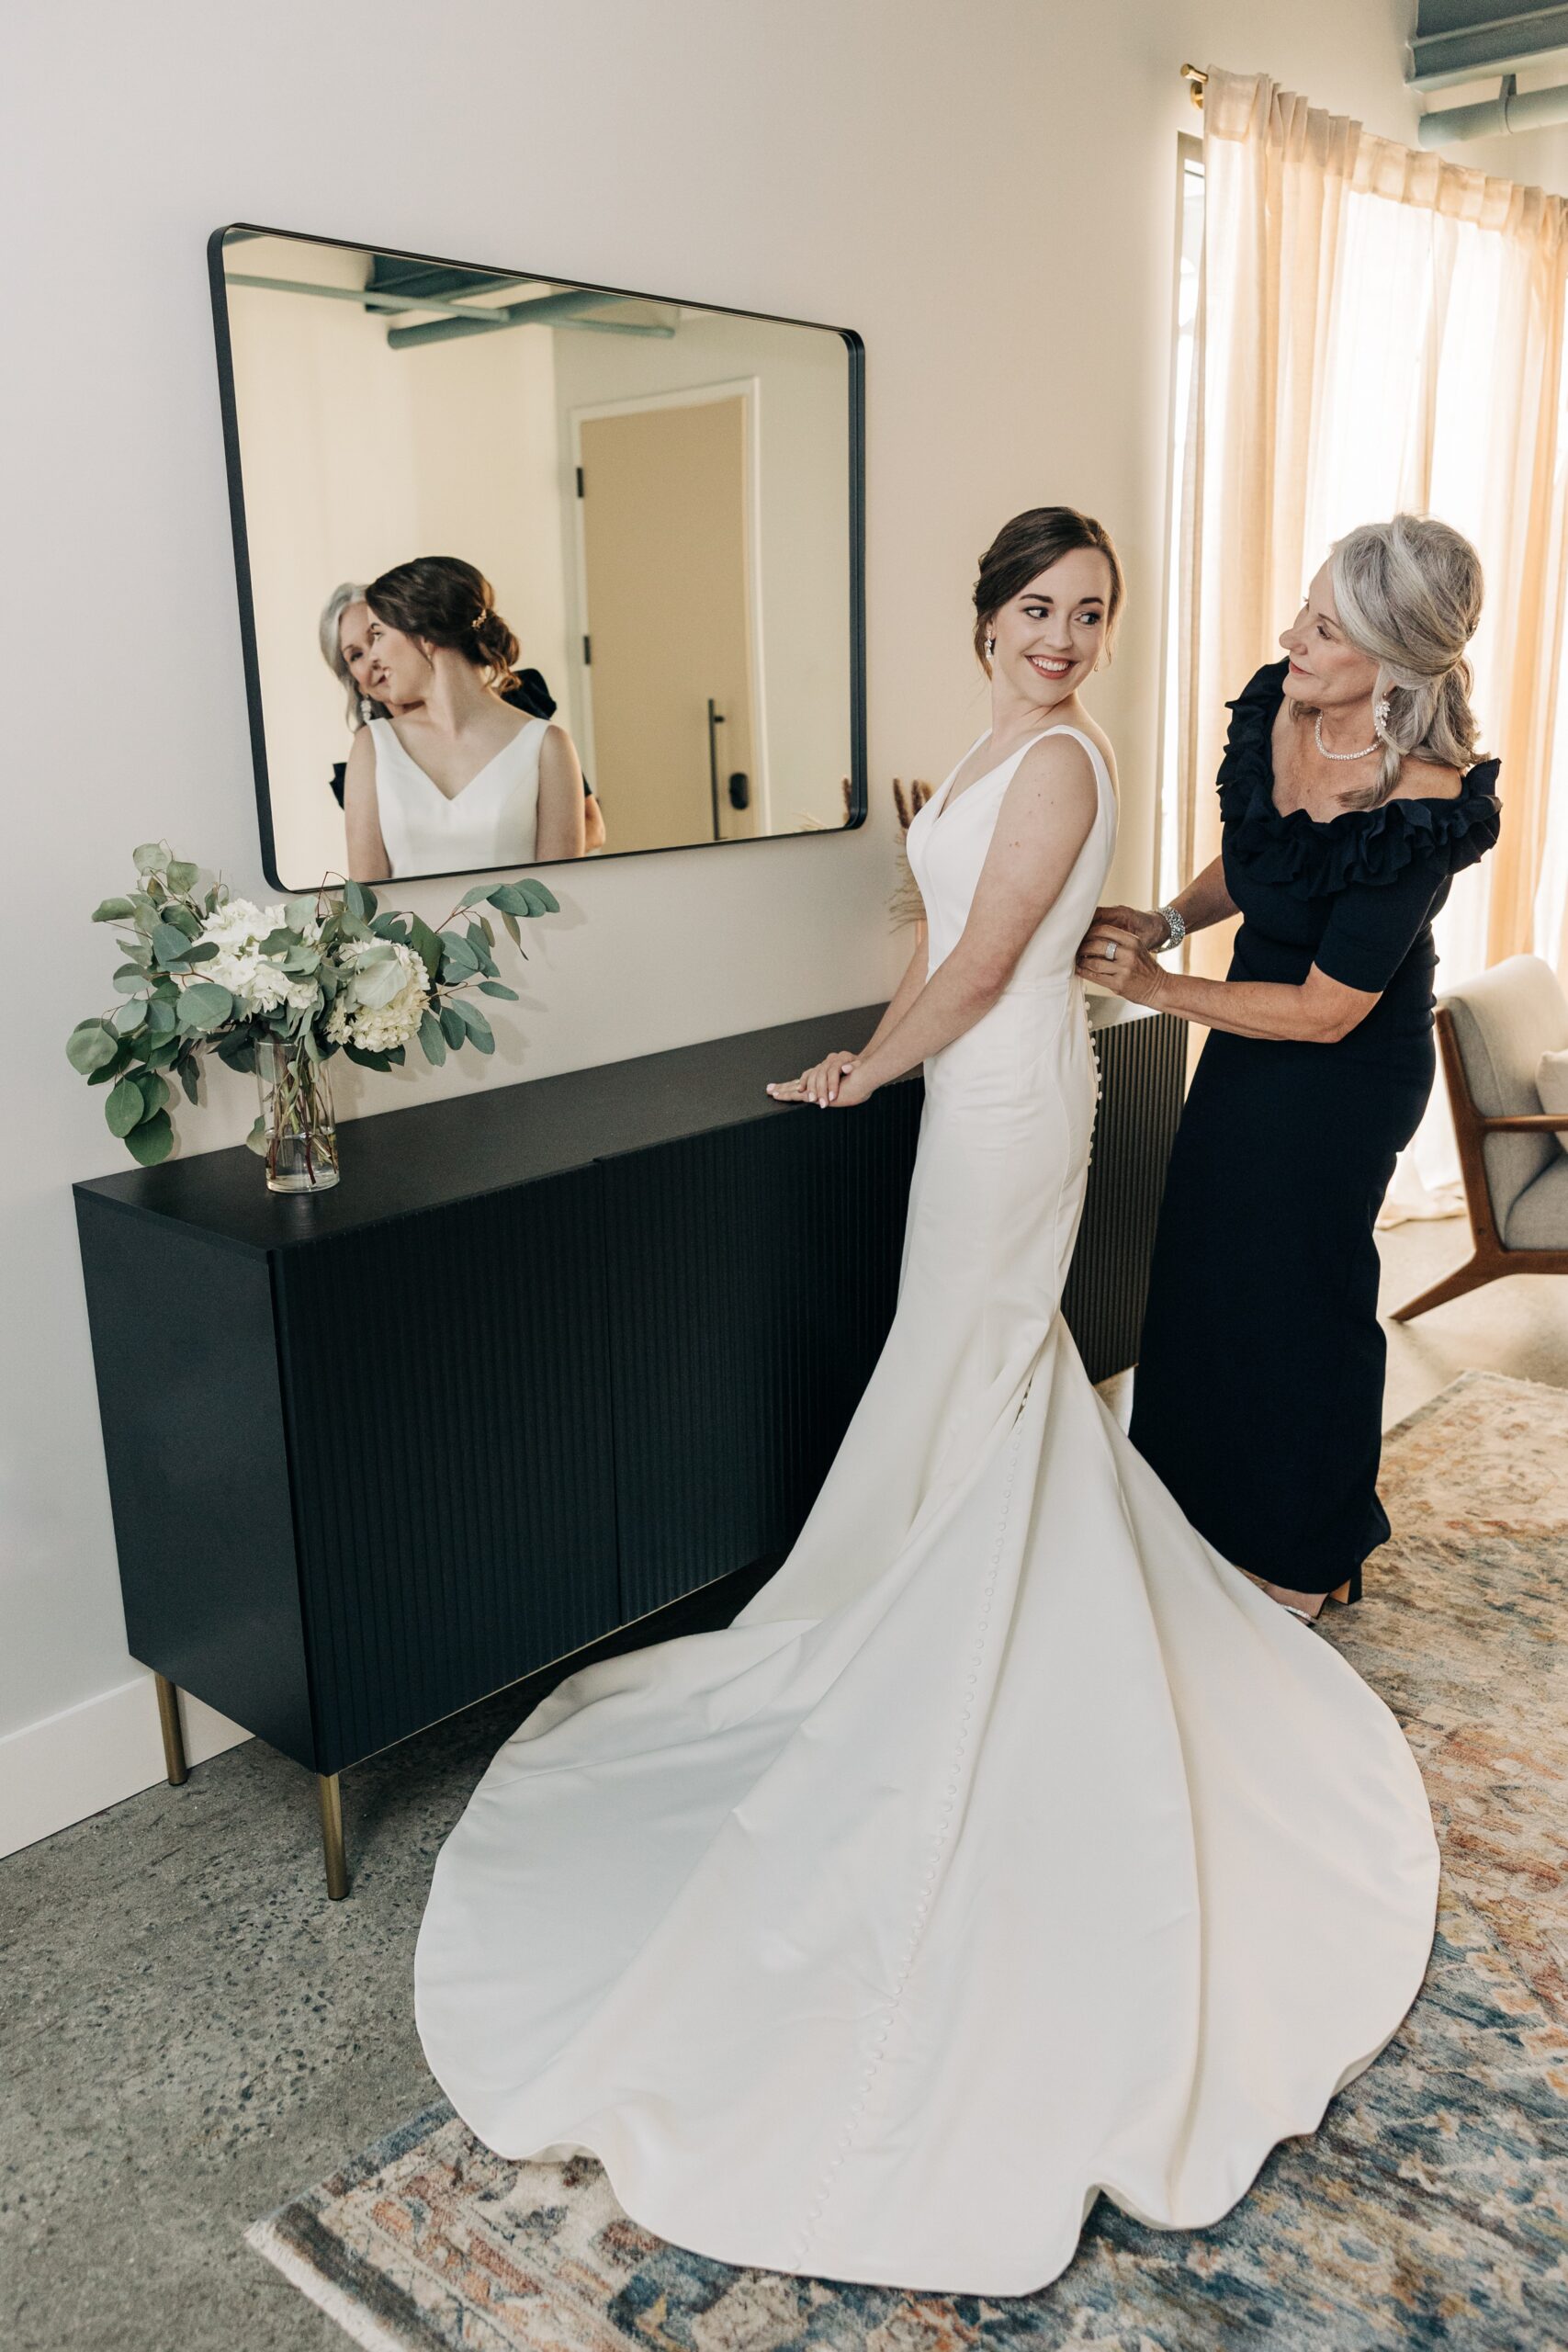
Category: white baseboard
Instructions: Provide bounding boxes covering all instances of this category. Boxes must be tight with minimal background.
[0,1673,253,1860]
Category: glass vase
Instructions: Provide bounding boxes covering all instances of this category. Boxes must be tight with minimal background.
[255,1038,340,1193]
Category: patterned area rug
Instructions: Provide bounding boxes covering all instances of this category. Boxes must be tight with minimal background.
[249,1369,1568,2350]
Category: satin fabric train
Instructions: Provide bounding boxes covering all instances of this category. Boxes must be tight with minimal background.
[415,723,1438,2293]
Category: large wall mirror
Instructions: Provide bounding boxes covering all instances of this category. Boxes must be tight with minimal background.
[209,226,865,889]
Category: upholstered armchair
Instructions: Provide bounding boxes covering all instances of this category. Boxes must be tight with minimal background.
[1394,955,1568,1322]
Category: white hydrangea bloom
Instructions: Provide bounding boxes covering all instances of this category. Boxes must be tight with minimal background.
[244,962,318,1014]
[193,901,320,1018]
[201,898,286,950]
[328,944,430,1053]
[202,946,256,995]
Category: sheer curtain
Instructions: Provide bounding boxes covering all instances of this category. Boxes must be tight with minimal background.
[1180,70,1568,1210]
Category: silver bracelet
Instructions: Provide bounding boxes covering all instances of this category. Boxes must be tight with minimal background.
[1156,903,1187,953]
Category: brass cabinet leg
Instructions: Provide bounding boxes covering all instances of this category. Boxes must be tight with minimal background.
[317,1773,349,1900]
[154,1673,188,1786]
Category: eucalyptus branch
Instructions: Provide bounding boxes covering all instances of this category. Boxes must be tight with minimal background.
[70,848,561,1165]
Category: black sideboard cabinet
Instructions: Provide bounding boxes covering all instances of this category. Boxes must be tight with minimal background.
[74,998,1184,1894]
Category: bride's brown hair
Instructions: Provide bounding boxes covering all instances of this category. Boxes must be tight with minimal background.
[367,556,521,685]
[973,508,1125,672]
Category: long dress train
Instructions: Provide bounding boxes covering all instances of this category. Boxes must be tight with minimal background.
[415,724,1438,2296]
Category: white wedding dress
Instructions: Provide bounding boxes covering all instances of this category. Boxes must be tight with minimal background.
[415,725,1439,2295]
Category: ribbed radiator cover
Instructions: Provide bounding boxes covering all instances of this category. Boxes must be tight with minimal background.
[1063,1006,1188,1385]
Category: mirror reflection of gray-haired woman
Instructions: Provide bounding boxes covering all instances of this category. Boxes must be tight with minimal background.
[1077,513,1502,1625]
[314,569,606,875]
[320,580,389,731]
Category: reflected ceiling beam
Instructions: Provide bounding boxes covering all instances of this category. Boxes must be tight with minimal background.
[225,274,518,322]
[367,255,530,303]
[385,287,675,349]
[220,270,677,345]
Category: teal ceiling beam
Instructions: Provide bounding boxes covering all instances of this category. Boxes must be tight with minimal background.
[385,288,673,349]
[225,274,514,322]
[1417,66,1568,139]
[1409,1,1568,90]
[220,270,675,345]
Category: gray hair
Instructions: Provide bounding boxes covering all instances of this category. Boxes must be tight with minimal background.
[1326,514,1484,808]
[318,581,389,730]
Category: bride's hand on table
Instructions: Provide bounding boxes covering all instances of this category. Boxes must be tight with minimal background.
[1074,921,1168,1006]
[766,1052,875,1108]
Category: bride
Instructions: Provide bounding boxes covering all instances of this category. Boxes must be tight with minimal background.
[415,507,1439,2295]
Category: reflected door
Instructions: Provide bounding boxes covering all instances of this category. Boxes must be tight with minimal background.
[577,392,760,853]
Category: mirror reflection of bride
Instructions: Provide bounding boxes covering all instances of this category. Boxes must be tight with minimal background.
[323,558,589,880]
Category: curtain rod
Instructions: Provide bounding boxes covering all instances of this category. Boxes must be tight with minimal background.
[1181,63,1207,110]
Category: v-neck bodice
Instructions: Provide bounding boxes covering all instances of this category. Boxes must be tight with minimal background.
[370,715,547,879]
[908,724,1116,989]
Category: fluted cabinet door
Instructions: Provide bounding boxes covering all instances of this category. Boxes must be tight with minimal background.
[1063,1009,1188,1385]
[74,1001,1183,1801]
[273,1174,618,1773]
[73,1195,315,1768]
[602,1086,925,1620]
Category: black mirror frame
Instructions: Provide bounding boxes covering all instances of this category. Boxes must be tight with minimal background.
[207,221,867,892]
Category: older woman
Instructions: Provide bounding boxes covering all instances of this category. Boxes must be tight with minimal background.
[1077,514,1501,1623]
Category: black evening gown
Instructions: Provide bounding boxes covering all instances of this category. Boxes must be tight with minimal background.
[1130,661,1501,1599]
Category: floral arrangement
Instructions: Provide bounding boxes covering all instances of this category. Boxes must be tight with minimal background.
[67,842,558,1183]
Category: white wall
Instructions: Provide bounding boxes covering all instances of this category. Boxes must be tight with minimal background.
[9,0,1568,1850]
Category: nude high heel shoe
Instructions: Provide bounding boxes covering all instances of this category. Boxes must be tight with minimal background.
[1280,1579,1355,1625]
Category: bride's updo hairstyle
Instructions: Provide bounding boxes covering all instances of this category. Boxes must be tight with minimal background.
[1322,514,1484,808]
[973,506,1126,674]
[366,556,522,688]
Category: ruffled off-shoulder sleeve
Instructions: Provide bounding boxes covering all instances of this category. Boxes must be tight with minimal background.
[1216,658,1502,899]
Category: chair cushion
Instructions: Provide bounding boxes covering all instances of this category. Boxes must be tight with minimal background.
[1539,1048,1568,1160]
[1503,1153,1568,1250]
[1442,956,1568,1226]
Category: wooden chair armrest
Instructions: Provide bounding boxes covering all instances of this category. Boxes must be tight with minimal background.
[1476,1112,1568,1132]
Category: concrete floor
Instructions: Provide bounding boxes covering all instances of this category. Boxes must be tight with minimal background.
[4,1218,1565,2352]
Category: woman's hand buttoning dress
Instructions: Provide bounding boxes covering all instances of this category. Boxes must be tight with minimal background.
[417,510,1441,2296]
[1080,514,1500,1622]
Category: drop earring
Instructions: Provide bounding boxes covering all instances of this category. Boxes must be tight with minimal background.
[985,633,996,660]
